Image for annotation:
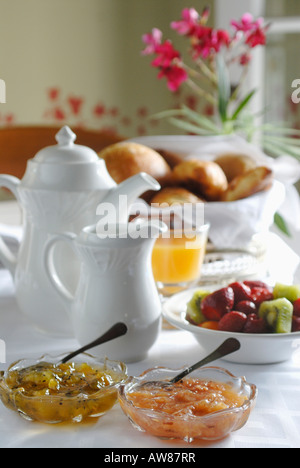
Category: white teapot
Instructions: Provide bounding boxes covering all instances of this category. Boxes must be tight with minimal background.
[44,220,167,362]
[0,126,160,335]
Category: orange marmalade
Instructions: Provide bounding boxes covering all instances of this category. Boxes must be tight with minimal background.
[128,379,247,417]
[119,378,250,441]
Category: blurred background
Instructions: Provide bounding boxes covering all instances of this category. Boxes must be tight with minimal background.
[0,0,300,138]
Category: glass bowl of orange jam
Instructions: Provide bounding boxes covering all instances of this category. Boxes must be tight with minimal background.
[118,366,257,442]
[0,353,127,424]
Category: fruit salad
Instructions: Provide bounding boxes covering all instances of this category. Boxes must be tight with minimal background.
[186,281,300,334]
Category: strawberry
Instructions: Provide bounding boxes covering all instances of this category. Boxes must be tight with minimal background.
[235,300,257,315]
[293,298,300,317]
[201,287,234,321]
[242,280,273,305]
[218,311,247,332]
[250,287,273,305]
[229,282,252,305]
[244,280,273,292]
[243,313,267,333]
[292,316,300,332]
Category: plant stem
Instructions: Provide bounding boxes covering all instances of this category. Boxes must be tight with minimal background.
[186,78,217,106]
[195,57,218,85]
[182,61,216,88]
[229,64,249,104]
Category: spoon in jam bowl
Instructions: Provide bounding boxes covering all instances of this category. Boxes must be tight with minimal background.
[170,337,240,383]
[138,337,240,389]
[60,322,128,364]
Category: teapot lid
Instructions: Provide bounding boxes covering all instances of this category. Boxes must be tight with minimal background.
[21,126,116,191]
[33,126,99,164]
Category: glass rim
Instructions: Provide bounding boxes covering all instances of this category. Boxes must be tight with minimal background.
[160,223,210,234]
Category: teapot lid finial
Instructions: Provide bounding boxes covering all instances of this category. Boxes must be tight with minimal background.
[55,126,76,146]
[32,125,101,167]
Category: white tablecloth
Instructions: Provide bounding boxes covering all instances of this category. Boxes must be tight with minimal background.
[0,201,300,449]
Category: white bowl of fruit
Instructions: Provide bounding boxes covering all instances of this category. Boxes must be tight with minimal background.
[162,281,300,364]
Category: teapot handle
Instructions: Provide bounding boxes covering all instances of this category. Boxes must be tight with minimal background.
[0,175,21,275]
[43,232,77,307]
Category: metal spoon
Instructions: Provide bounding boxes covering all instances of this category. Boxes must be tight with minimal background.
[60,322,128,364]
[138,337,240,389]
[170,337,240,384]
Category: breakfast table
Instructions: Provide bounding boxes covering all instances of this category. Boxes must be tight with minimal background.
[0,200,300,449]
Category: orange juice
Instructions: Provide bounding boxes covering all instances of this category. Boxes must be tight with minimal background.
[152,230,207,284]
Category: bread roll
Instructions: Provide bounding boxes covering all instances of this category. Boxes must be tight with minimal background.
[214,153,257,182]
[98,142,171,184]
[221,166,273,201]
[150,187,205,206]
[172,159,228,201]
[155,149,183,168]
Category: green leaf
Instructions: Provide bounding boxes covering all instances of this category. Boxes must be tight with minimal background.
[262,123,300,137]
[231,89,256,121]
[168,117,219,135]
[216,55,231,123]
[151,108,186,120]
[262,142,287,158]
[274,212,291,237]
[180,105,220,132]
[151,105,222,135]
[263,134,300,146]
[262,136,300,159]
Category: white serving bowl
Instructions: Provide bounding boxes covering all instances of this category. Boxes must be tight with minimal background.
[162,288,300,364]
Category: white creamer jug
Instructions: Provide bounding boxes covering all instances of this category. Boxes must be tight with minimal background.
[44,220,167,362]
[0,126,160,335]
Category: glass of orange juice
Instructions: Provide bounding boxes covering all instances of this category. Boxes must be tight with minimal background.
[152,223,210,297]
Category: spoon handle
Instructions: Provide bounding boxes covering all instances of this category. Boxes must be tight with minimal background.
[171,338,241,384]
[60,322,128,364]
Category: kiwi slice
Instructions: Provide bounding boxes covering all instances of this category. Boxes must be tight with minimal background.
[273,283,300,303]
[258,297,293,333]
[186,290,210,325]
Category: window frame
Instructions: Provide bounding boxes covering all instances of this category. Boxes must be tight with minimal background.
[214,0,300,122]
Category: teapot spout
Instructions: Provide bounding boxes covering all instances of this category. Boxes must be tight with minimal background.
[102,172,160,224]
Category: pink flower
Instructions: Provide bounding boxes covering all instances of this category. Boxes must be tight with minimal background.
[171,8,199,35]
[191,26,230,58]
[212,29,231,51]
[141,9,268,98]
[151,40,181,68]
[246,26,266,47]
[158,65,188,92]
[240,52,252,65]
[231,13,263,32]
[142,28,162,55]
[143,33,188,92]
[231,13,267,49]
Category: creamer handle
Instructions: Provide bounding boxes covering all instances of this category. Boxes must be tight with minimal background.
[44,233,77,307]
[0,175,21,275]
